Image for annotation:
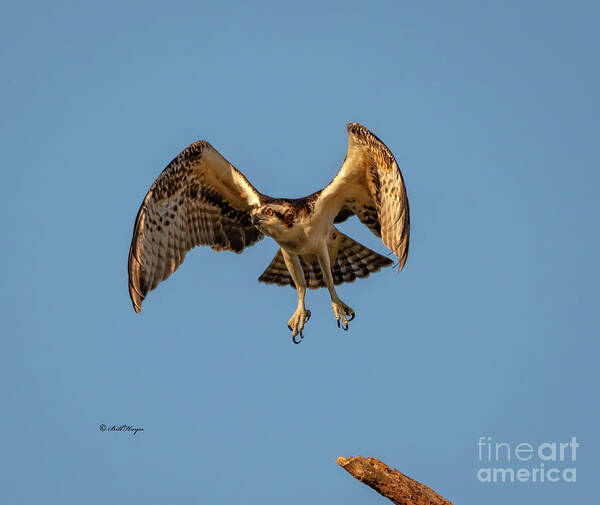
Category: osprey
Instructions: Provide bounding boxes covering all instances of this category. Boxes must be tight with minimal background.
[128,122,410,343]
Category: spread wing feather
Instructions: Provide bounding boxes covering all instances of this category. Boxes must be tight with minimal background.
[318,123,410,271]
[128,141,264,313]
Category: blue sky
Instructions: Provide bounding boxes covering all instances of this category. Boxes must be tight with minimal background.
[1,1,598,503]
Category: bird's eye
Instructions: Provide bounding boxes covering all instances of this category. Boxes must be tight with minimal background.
[265,208,274,216]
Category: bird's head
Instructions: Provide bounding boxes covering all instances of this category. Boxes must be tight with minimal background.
[251,202,295,236]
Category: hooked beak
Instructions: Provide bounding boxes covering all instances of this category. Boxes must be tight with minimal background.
[251,214,263,227]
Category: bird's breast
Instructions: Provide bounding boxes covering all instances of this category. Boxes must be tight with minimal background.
[273,221,330,256]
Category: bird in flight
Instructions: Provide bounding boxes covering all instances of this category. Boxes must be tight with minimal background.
[128,122,410,343]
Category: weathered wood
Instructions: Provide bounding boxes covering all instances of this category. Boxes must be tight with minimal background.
[336,456,454,505]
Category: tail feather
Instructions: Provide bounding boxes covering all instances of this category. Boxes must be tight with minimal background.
[257,250,294,287]
[330,234,393,285]
[258,232,393,289]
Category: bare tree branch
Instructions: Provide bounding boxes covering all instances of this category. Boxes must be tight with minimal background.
[336,456,454,505]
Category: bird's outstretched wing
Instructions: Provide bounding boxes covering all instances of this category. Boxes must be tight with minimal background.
[317,122,410,270]
[128,141,264,313]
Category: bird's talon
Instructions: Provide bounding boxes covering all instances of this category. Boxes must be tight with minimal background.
[288,307,310,344]
[332,300,354,330]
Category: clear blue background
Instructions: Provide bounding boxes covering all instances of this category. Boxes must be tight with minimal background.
[1,1,598,503]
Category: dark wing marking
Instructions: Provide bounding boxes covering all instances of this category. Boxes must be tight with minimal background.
[318,123,410,271]
[128,141,265,313]
[333,206,354,224]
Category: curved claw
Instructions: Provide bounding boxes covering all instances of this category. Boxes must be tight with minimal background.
[332,300,354,330]
[288,308,310,344]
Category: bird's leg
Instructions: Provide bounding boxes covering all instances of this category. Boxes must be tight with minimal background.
[317,244,355,330]
[281,250,311,343]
